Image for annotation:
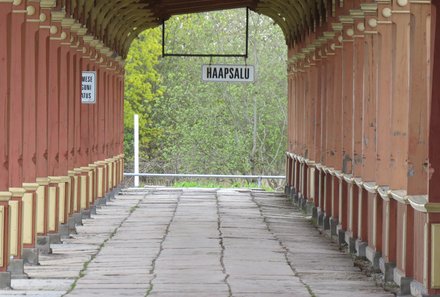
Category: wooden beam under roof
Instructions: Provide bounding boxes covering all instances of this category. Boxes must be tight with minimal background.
[71,0,320,57]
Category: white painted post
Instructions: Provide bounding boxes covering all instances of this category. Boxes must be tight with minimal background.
[134,114,139,187]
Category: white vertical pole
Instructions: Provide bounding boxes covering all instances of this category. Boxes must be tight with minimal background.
[134,114,139,187]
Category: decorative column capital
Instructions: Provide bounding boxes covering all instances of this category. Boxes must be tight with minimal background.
[39,0,55,9]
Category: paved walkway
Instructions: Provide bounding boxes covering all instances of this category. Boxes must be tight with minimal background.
[1,188,394,297]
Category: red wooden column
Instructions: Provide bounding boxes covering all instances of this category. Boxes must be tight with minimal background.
[84,38,97,208]
[287,64,293,162]
[297,50,302,159]
[117,65,122,184]
[8,0,27,263]
[0,1,12,274]
[316,38,328,223]
[361,4,378,183]
[390,0,414,285]
[66,23,77,219]
[307,46,318,208]
[293,61,299,194]
[428,3,440,295]
[406,2,431,290]
[110,60,117,189]
[324,33,336,228]
[351,9,365,244]
[115,64,121,186]
[108,60,116,190]
[352,7,365,173]
[296,57,304,199]
[89,43,99,205]
[299,50,310,203]
[302,52,311,203]
[296,56,303,198]
[319,37,327,168]
[104,55,112,193]
[361,3,382,268]
[375,0,396,276]
[339,15,355,237]
[111,62,117,157]
[96,51,107,199]
[109,62,115,188]
[95,49,103,198]
[325,36,335,171]
[354,4,370,256]
[289,56,295,156]
[108,64,114,165]
[47,10,64,238]
[285,154,291,193]
[57,17,74,233]
[315,38,326,224]
[287,65,293,161]
[114,68,120,184]
[91,44,101,202]
[119,69,125,182]
[78,35,91,212]
[71,23,82,217]
[115,62,124,185]
[0,2,11,190]
[313,43,323,214]
[22,0,42,262]
[331,24,343,234]
[102,63,108,193]
[35,1,53,248]
[109,61,117,188]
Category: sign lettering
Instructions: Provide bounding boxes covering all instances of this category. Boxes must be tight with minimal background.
[202,64,255,83]
[81,71,97,104]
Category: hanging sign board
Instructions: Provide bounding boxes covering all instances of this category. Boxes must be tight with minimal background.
[81,71,96,104]
[202,64,255,83]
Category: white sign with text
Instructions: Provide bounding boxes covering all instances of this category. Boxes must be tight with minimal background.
[81,71,97,104]
[202,64,255,83]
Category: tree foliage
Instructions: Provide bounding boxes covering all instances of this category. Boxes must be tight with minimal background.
[124,9,287,184]
[124,29,164,160]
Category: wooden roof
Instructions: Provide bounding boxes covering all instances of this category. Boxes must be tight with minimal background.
[60,0,328,58]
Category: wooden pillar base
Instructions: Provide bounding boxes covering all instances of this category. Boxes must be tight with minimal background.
[8,188,25,260]
[56,178,68,226]
[377,186,398,283]
[80,167,93,208]
[21,183,39,253]
[0,193,11,272]
[74,169,88,211]
[47,178,60,234]
[95,162,106,199]
[35,178,49,237]
[67,171,76,217]
[390,191,412,275]
[429,214,440,295]
[88,165,98,206]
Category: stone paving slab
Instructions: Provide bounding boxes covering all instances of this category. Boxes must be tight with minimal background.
[0,187,397,297]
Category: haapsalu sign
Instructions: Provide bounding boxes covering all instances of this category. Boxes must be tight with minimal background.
[81,71,96,104]
[202,64,255,83]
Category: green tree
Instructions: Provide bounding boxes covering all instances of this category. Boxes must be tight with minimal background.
[124,28,164,165]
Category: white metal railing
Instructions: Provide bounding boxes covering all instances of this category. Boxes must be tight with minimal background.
[124,173,286,187]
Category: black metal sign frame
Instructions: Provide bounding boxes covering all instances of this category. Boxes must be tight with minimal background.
[162,7,249,58]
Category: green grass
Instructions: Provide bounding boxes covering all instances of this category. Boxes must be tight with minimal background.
[172,180,274,191]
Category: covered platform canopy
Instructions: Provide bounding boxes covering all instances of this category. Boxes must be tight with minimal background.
[63,0,325,57]
[1,1,440,297]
